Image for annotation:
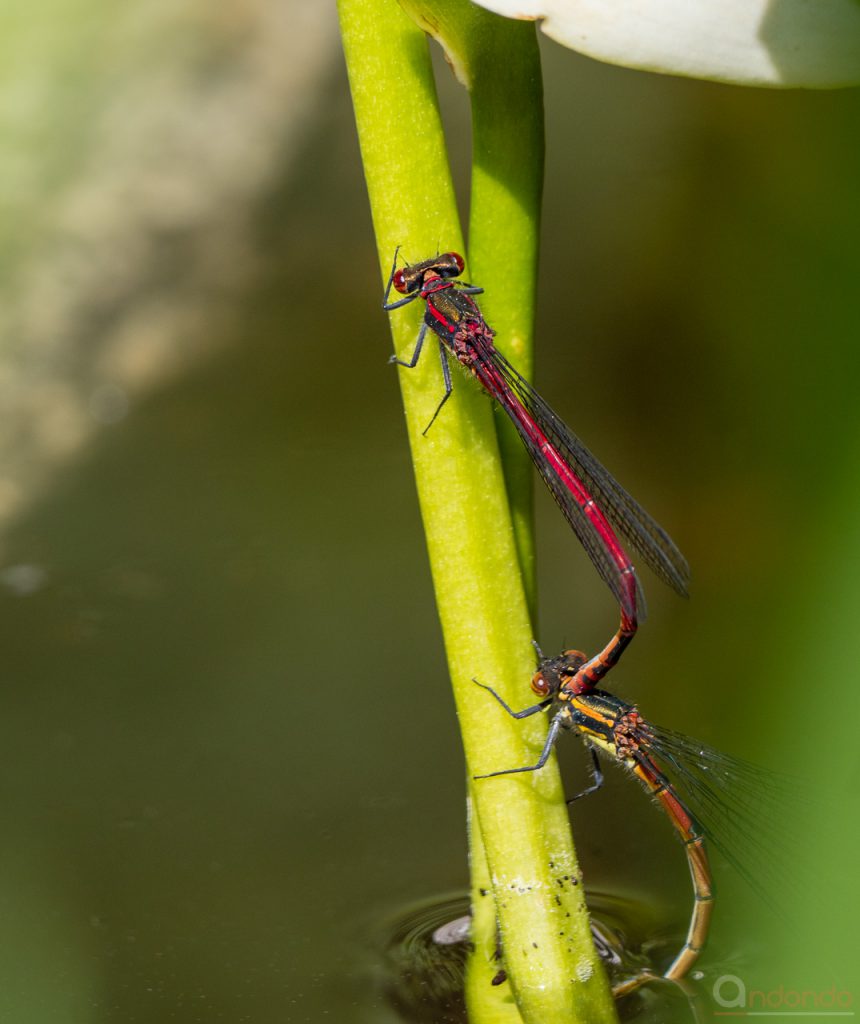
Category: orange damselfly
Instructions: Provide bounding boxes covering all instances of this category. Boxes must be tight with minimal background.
[474,646,787,996]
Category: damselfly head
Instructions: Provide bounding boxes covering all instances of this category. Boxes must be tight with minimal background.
[393,252,465,295]
[531,648,587,697]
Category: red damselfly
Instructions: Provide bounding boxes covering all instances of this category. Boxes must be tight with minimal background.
[383,251,689,692]
[473,647,790,996]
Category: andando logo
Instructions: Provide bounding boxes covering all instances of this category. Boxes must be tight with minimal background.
[712,975,853,1016]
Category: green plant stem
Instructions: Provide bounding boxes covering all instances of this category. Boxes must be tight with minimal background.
[399,0,543,607]
[338,2,616,1021]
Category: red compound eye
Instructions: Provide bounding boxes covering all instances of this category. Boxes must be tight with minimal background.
[392,269,408,294]
[531,671,550,697]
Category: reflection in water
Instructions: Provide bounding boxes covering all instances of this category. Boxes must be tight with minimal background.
[0,563,48,596]
[379,891,720,1023]
[0,2,338,538]
[381,896,468,1024]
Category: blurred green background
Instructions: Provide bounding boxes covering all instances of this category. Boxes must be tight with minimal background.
[0,2,857,1021]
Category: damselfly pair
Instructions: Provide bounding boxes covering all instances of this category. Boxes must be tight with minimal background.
[382,250,774,996]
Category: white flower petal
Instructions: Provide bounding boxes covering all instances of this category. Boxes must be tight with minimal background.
[473,0,860,87]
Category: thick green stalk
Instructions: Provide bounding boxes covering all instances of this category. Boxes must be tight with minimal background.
[399,0,543,605]
[339,2,616,1021]
[469,23,543,612]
